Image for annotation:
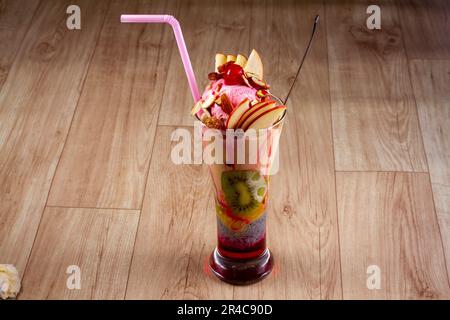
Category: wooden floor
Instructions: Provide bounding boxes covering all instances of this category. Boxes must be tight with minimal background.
[1,0,449,299]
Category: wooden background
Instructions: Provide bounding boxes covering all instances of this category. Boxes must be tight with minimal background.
[0,0,449,299]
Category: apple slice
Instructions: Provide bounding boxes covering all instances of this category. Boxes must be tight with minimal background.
[235,54,248,67]
[249,76,270,89]
[215,53,227,72]
[246,106,286,130]
[226,98,250,129]
[191,101,202,116]
[226,54,236,62]
[241,74,252,88]
[240,101,276,130]
[244,49,263,80]
[235,101,274,129]
[202,93,218,109]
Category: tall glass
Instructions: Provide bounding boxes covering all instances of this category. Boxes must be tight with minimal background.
[202,110,285,285]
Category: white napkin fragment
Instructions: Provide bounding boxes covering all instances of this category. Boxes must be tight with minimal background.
[0,264,21,299]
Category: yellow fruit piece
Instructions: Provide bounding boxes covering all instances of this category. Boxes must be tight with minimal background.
[216,204,247,232]
[190,101,202,116]
[215,200,265,232]
[244,49,264,80]
[215,53,226,72]
[226,54,236,62]
[243,202,265,222]
[235,54,248,67]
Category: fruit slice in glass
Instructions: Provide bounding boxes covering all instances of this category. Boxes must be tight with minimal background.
[202,106,285,285]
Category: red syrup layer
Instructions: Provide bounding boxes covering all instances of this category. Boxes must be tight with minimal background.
[217,234,266,260]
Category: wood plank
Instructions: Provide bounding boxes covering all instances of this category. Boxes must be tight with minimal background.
[47,0,179,209]
[20,207,139,299]
[246,0,305,100]
[409,60,450,278]
[157,0,251,126]
[234,0,341,300]
[125,126,234,299]
[326,0,427,171]
[0,0,108,275]
[397,0,450,59]
[336,172,450,299]
[0,0,40,89]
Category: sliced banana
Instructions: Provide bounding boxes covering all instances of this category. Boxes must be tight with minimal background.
[215,53,226,72]
[235,54,248,67]
[226,54,236,62]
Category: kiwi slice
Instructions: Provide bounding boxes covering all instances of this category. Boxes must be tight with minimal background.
[221,170,267,217]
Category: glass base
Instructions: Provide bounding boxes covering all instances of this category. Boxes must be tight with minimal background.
[209,247,274,285]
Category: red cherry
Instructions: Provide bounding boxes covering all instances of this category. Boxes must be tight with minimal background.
[222,63,244,85]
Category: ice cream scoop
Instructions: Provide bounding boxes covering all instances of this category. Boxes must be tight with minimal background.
[192,49,286,130]
[202,79,257,108]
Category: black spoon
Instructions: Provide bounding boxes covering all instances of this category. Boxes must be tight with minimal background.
[282,14,320,105]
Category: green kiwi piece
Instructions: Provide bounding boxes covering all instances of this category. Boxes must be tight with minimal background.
[221,170,266,216]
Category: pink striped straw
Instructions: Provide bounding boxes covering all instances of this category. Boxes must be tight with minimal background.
[120,14,201,103]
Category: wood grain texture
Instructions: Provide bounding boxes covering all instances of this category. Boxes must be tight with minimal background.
[398,0,450,59]
[409,60,450,278]
[246,0,314,102]
[326,0,427,172]
[125,126,234,299]
[0,0,40,89]
[20,207,139,299]
[337,172,450,299]
[0,0,108,275]
[157,0,251,126]
[234,0,342,300]
[47,0,179,209]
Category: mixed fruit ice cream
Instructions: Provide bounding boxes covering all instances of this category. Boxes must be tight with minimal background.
[215,170,269,258]
[191,50,286,260]
[191,49,286,131]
